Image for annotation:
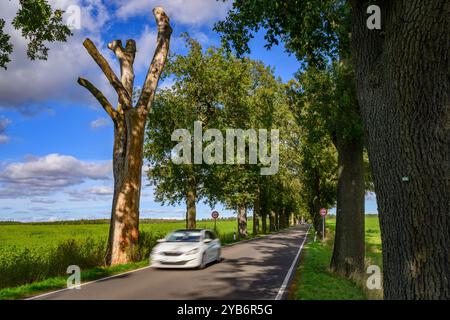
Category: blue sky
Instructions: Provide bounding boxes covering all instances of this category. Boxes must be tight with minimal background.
[0,0,378,222]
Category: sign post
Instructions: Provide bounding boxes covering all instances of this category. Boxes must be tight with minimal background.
[319,208,327,241]
[211,211,219,232]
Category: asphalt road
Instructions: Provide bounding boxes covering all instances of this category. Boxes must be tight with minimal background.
[32,224,310,300]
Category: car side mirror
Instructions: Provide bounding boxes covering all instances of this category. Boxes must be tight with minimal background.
[203,239,212,243]
[157,239,166,243]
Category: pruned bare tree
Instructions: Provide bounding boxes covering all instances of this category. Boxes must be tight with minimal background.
[78,7,172,265]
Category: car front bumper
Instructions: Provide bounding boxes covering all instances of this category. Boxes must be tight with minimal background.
[150,253,202,269]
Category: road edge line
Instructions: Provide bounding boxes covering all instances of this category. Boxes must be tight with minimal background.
[274,224,311,300]
[25,265,152,300]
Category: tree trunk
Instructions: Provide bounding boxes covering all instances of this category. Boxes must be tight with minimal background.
[260,197,267,234]
[274,211,279,230]
[237,205,247,238]
[311,196,323,238]
[269,210,276,232]
[351,0,450,299]
[186,181,196,229]
[279,208,284,229]
[330,138,365,276]
[261,213,267,233]
[79,7,172,266]
[106,110,146,265]
[253,194,261,235]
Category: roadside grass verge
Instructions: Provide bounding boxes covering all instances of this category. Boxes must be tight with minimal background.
[0,260,149,300]
[291,216,382,300]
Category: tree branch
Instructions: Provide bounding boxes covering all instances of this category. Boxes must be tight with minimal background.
[83,38,132,108]
[108,39,136,111]
[78,77,118,121]
[137,7,172,113]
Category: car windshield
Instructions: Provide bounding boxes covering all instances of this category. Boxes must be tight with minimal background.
[166,231,202,242]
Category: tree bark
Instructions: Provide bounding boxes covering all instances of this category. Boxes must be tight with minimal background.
[253,193,261,235]
[79,7,172,266]
[351,0,449,299]
[330,138,365,276]
[237,205,248,238]
[311,193,323,238]
[261,212,267,233]
[275,210,279,230]
[186,181,197,229]
[269,210,276,232]
[260,197,267,234]
[107,110,146,264]
[279,208,286,228]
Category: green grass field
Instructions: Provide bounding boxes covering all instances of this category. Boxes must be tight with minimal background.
[0,219,247,251]
[292,215,382,300]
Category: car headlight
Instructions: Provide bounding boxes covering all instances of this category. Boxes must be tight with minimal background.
[184,248,199,255]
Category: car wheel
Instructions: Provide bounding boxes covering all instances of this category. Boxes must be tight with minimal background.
[198,253,206,269]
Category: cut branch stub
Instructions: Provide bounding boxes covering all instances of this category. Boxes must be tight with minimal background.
[108,39,136,108]
[137,7,173,113]
[83,38,132,108]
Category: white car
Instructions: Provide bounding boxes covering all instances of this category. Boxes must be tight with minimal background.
[150,229,221,269]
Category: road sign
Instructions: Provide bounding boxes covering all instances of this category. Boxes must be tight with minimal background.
[211,211,219,232]
[320,208,327,217]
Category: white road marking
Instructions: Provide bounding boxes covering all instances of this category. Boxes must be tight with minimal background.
[275,225,311,300]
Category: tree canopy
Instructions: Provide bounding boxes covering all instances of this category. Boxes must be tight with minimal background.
[0,0,72,69]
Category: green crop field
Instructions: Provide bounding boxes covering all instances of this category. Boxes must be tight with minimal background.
[0,219,247,251]
[0,218,252,292]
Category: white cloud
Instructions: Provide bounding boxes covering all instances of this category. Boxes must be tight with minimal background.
[0,0,116,112]
[134,26,158,73]
[115,0,232,26]
[88,186,113,196]
[30,198,58,204]
[0,153,112,198]
[0,135,10,144]
[90,117,110,129]
[66,185,113,201]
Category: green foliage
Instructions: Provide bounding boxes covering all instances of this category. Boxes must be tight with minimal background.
[0,0,72,69]
[215,0,351,67]
[217,0,369,220]
[0,19,13,68]
[145,35,303,218]
[290,60,363,148]
[286,77,338,219]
